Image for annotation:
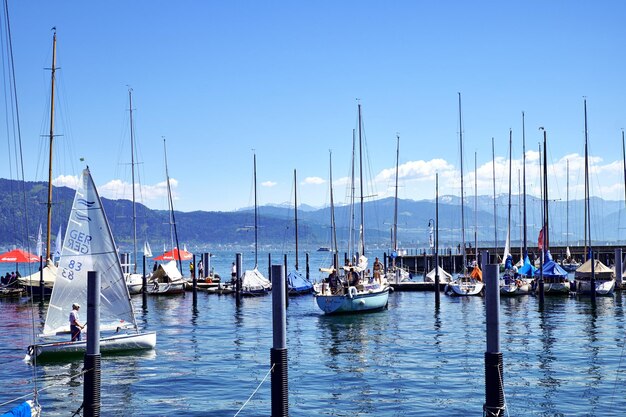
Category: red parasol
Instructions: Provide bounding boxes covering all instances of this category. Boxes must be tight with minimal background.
[153,248,193,261]
[0,248,40,263]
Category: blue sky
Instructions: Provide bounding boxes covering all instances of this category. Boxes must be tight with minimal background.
[1,1,625,212]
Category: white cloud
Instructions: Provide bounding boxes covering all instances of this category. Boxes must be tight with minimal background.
[303,176,325,185]
[98,178,176,203]
[261,181,277,187]
[52,175,80,189]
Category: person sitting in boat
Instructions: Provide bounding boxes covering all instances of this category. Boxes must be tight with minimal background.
[69,303,84,342]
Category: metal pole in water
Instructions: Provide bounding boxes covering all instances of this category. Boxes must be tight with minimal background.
[142,254,147,310]
[270,264,288,417]
[236,253,242,305]
[192,254,197,306]
[305,253,310,281]
[483,263,505,416]
[590,249,596,303]
[615,249,622,289]
[284,254,289,307]
[84,271,101,417]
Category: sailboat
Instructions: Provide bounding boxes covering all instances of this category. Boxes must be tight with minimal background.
[446,93,484,296]
[287,169,313,295]
[124,89,144,295]
[516,112,536,281]
[146,139,186,295]
[386,134,411,283]
[240,152,271,296]
[26,167,156,359]
[19,31,60,296]
[574,100,615,295]
[500,130,531,296]
[538,129,570,295]
[314,104,389,314]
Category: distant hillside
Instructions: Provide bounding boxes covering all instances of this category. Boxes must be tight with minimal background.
[0,178,625,253]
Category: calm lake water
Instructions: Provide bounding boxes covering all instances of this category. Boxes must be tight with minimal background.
[1,251,626,416]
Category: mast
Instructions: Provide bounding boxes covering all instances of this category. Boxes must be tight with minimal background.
[163,138,182,273]
[393,134,400,269]
[458,93,467,274]
[254,152,258,267]
[45,29,57,261]
[474,151,477,261]
[492,138,497,257]
[522,112,527,257]
[541,128,549,252]
[129,88,138,273]
[507,129,512,259]
[583,99,590,260]
[358,104,365,257]
[329,150,338,257]
[294,169,299,270]
[622,130,626,212]
[566,159,569,251]
[349,129,356,262]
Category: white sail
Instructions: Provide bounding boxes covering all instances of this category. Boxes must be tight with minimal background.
[566,246,571,259]
[36,224,43,258]
[501,229,510,265]
[143,240,153,258]
[43,168,136,336]
[54,223,62,261]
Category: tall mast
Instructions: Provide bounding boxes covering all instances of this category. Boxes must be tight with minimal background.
[294,169,298,270]
[329,150,338,256]
[45,29,57,261]
[583,99,590,260]
[393,134,400,268]
[458,93,467,273]
[474,151,477,260]
[522,112,527,256]
[507,129,512,258]
[254,152,258,267]
[566,159,569,250]
[358,104,365,257]
[543,129,550,252]
[164,138,182,273]
[622,130,626,212]
[129,88,138,273]
[492,137,497,255]
[349,129,356,261]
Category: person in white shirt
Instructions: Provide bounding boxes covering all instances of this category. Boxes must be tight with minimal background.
[69,303,84,341]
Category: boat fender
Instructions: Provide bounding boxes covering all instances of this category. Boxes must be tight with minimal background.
[348,286,357,298]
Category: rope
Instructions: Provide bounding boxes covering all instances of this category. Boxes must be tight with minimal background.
[233,363,275,417]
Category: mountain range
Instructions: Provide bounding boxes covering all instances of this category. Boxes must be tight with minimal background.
[1,178,625,253]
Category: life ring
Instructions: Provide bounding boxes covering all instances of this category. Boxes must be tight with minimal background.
[348,286,358,298]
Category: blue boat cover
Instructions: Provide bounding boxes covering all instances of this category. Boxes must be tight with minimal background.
[504,255,514,270]
[1,401,33,417]
[287,270,313,293]
[542,251,568,278]
[518,255,536,277]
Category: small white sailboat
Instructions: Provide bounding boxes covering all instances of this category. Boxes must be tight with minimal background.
[143,240,153,258]
[26,167,156,360]
[425,265,452,283]
[446,93,484,297]
[241,152,271,296]
[146,139,187,295]
[286,169,313,295]
[315,104,389,313]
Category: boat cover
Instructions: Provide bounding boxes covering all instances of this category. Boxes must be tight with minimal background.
[470,266,482,281]
[575,259,614,279]
[425,266,452,282]
[542,251,568,279]
[287,270,313,293]
[0,400,37,417]
[242,268,271,292]
[518,255,536,277]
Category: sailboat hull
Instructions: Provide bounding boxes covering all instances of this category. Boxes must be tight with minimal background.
[27,331,156,360]
[445,278,484,296]
[315,286,389,314]
[575,279,616,296]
